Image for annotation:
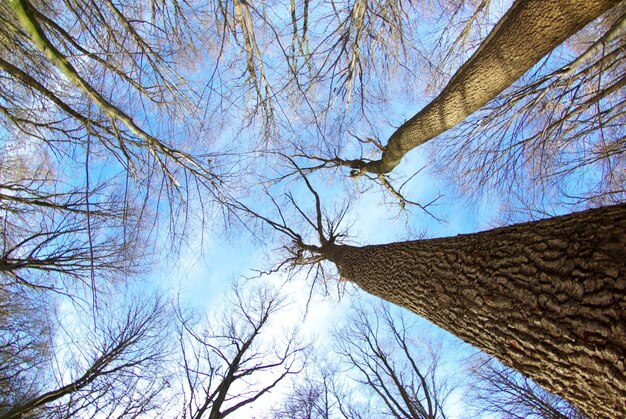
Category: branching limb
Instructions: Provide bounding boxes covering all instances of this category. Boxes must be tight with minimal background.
[276,151,443,217]
[8,0,217,190]
[376,174,444,220]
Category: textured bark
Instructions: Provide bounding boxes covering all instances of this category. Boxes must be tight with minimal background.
[324,204,626,418]
[359,0,617,174]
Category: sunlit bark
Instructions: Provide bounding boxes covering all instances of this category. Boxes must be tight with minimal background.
[344,0,617,175]
[319,203,625,417]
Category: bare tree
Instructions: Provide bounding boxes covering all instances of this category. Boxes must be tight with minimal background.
[271,300,459,419]
[321,0,617,176]
[2,0,216,186]
[333,300,456,419]
[1,0,225,278]
[240,166,625,418]
[229,0,625,216]
[0,286,52,413]
[0,294,173,418]
[177,281,309,419]
[0,147,149,294]
[323,205,626,418]
[432,6,626,215]
[271,365,339,419]
[466,354,586,419]
[270,358,369,419]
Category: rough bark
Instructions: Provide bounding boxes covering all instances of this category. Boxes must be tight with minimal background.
[356,0,617,175]
[323,204,626,418]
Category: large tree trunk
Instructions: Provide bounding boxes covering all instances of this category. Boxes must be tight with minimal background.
[323,204,626,418]
[358,0,617,175]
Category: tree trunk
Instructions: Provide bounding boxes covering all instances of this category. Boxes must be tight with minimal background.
[323,204,626,418]
[359,0,617,174]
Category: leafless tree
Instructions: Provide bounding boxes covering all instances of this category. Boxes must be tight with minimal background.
[1,0,217,186]
[333,300,456,419]
[177,281,309,419]
[276,0,622,217]
[271,363,340,419]
[239,161,625,417]
[0,147,149,294]
[1,0,226,274]
[465,354,586,419]
[0,286,52,413]
[271,299,460,419]
[0,294,174,418]
[270,357,370,419]
[323,0,617,176]
[432,5,625,216]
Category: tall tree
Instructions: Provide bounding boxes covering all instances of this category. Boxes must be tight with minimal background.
[322,205,625,418]
[466,354,586,419]
[268,0,623,218]
[251,176,625,417]
[327,0,618,176]
[0,294,173,418]
[431,5,626,216]
[332,300,456,418]
[177,282,309,419]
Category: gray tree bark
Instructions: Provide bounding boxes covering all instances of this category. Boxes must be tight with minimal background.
[322,204,626,418]
[354,0,617,175]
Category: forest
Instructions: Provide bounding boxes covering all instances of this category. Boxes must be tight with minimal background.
[0,0,624,417]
